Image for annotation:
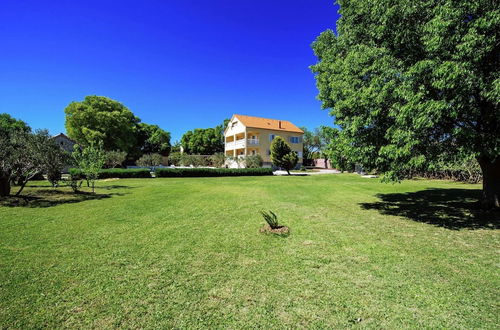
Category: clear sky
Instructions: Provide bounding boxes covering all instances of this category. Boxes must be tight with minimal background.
[0,1,340,142]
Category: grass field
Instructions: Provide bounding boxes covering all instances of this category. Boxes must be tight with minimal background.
[0,175,498,328]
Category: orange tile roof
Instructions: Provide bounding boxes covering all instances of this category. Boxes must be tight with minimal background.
[233,114,304,133]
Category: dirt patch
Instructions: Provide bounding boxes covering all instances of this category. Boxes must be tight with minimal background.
[259,224,290,235]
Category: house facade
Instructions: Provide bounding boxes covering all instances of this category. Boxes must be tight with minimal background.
[52,133,76,153]
[224,114,304,168]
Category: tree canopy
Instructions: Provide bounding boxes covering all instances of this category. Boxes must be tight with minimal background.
[181,120,227,155]
[65,96,140,153]
[270,136,298,175]
[311,0,500,208]
[136,123,171,156]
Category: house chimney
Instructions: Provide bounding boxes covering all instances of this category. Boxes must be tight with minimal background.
[279,121,282,129]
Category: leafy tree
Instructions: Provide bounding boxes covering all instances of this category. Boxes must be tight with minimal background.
[181,127,224,155]
[65,96,140,153]
[43,138,71,187]
[72,141,106,193]
[270,136,298,174]
[136,153,162,167]
[311,0,500,208]
[181,119,228,155]
[105,150,127,168]
[136,123,171,156]
[3,130,65,195]
[0,114,31,196]
[301,126,335,164]
[322,128,356,172]
[0,113,31,134]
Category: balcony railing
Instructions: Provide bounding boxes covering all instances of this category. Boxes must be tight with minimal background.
[226,138,260,149]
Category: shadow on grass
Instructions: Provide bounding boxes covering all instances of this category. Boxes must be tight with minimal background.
[0,189,127,208]
[360,188,499,230]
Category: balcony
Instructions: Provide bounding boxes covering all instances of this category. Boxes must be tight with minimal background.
[225,138,260,150]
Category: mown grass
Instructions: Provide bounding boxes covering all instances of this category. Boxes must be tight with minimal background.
[0,175,498,328]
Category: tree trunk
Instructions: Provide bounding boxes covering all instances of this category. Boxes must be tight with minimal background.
[0,175,10,197]
[15,180,28,196]
[478,157,500,209]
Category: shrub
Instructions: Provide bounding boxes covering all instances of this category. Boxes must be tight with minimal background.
[105,150,127,168]
[155,167,273,177]
[259,210,279,229]
[245,154,263,168]
[209,153,226,167]
[181,154,210,167]
[168,152,182,166]
[137,153,162,167]
[69,168,151,179]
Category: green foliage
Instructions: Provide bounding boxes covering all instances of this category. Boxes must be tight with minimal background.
[301,126,333,161]
[72,141,106,193]
[155,167,274,177]
[136,153,163,167]
[42,138,71,187]
[0,114,32,196]
[167,152,182,166]
[209,153,226,168]
[183,154,210,167]
[105,150,127,168]
[136,123,171,156]
[65,95,140,153]
[245,154,263,168]
[259,210,279,229]
[270,136,298,174]
[322,127,356,172]
[0,113,31,134]
[69,168,152,179]
[2,129,67,195]
[180,119,228,155]
[311,0,500,206]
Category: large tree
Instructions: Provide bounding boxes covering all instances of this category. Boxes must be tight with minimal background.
[312,0,500,208]
[180,119,228,155]
[136,123,171,156]
[0,114,31,196]
[65,95,140,153]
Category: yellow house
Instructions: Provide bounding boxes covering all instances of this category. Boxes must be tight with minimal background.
[224,114,304,168]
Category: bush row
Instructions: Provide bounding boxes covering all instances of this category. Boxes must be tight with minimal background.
[155,167,274,177]
[68,167,274,179]
[69,168,152,179]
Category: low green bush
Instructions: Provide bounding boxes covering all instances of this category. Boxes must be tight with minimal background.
[155,167,274,177]
[69,168,152,179]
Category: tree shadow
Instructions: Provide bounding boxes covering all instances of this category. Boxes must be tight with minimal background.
[0,189,126,208]
[360,188,499,230]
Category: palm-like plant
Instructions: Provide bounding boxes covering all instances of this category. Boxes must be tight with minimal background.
[259,210,279,229]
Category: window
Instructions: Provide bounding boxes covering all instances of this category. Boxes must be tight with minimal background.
[269,134,275,141]
[231,121,238,128]
[290,136,300,144]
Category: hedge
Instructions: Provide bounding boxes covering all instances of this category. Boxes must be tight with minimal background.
[155,167,274,177]
[69,168,152,179]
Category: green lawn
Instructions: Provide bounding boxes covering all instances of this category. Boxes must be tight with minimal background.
[1,175,498,328]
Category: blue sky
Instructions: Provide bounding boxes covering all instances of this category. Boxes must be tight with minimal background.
[0,1,340,142]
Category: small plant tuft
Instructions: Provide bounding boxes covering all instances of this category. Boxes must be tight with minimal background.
[260,210,279,229]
